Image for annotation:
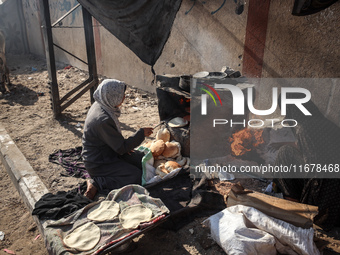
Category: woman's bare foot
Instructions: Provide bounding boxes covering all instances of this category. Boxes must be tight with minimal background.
[84,179,97,200]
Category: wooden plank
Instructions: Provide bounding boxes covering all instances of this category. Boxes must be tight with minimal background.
[227,187,318,229]
[59,77,90,104]
[242,0,271,78]
[60,79,97,112]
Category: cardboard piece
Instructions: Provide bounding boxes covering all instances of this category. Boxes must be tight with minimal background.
[227,184,318,228]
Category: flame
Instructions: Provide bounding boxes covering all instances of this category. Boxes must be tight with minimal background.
[229,128,264,156]
[179,98,190,105]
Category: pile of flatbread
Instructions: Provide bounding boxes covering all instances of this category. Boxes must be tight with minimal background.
[63,202,153,251]
[142,127,190,177]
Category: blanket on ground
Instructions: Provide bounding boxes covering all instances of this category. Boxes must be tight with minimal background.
[48,148,226,230]
[44,184,169,255]
[49,147,89,179]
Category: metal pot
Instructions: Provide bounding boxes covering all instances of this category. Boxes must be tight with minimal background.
[179,75,191,93]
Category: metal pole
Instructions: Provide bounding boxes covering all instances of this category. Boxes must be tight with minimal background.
[39,0,61,118]
[82,7,98,104]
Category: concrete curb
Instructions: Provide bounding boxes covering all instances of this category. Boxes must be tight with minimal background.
[0,124,49,239]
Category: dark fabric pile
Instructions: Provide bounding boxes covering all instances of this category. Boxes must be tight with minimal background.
[77,0,182,66]
[32,182,92,220]
[147,169,226,231]
[49,147,90,179]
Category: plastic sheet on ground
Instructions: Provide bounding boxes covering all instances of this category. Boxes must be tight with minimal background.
[203,205,320,255]
[138,146,182,186]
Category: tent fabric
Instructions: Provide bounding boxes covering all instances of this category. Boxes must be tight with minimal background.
[77,0,182,66]
[292,0,339,15]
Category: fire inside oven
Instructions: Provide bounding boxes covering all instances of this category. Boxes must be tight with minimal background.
[229,128,264,157]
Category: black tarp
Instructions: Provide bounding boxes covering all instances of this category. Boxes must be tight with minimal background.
[77,0,182,66]
[292,0,339,15]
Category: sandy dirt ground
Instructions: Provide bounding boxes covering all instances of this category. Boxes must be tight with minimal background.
[0,54,225,255]
[0,54,340,255]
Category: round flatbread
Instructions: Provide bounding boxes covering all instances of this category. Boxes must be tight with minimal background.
[162,141,181,158]
[150,140,165,157]
[119,204,153,229]
[193,71,209,78]
[168,117,188,128]
[87,201,120,222]
[63,222,101,251]
[155,163,168,177]
[164,161,182,172]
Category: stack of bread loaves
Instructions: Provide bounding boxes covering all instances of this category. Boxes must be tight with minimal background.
[142,127,190,177]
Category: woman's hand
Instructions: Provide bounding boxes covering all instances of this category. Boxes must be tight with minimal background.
[143,127,154,137]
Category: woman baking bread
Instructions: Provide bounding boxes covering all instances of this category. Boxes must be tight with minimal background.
[273,93,340,230]
[82,79,153,199]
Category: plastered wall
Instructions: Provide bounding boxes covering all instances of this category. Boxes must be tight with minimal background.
[263,0,340,78]
[21,0,340,123]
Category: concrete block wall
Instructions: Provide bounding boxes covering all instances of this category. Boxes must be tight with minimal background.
[263,0,340,78]
[155,0,247,77]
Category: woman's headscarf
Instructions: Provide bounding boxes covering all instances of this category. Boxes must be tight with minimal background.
[93,79,126,133]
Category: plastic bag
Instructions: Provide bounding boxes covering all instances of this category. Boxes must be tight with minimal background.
[203,205,320,255]
[137,146,154,186]
[137,146,182,186]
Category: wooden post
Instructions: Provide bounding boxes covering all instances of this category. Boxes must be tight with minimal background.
[82,7,98,104]
[242,0,271,78]
[39,0,61,118]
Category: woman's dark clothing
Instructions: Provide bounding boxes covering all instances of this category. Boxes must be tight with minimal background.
[274,146,305,201]
[275,146,340,229]
[275,94,340,229]
[82,102,145,190]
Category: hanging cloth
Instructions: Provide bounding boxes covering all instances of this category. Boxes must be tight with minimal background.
[77,0,182,66]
